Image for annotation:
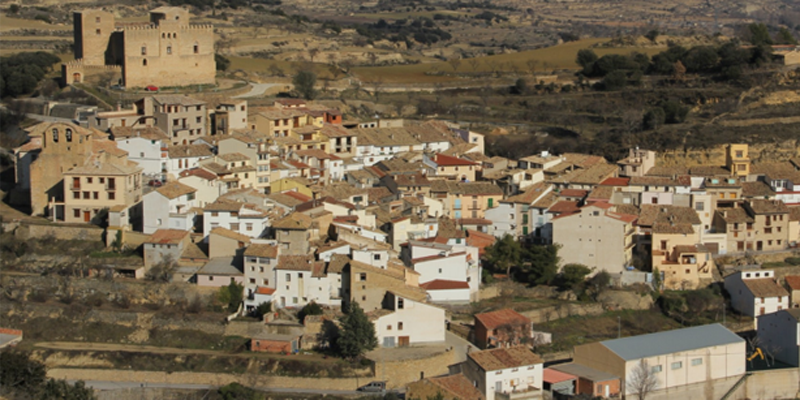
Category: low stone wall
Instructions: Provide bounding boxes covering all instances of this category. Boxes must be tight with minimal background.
[48,368,362,391]
[741,368,800,399]
[106,228,150,249]
[13,221,104,242]
[373,347,457,389]
[519,303,605,324]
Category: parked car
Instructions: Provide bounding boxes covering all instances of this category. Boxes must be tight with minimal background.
[145,85,159,91]
[148,179,163,187]
[357,381,386,393]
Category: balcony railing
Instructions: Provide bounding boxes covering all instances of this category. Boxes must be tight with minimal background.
[495,386,542,400]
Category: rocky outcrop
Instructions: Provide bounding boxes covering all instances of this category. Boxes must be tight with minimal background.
[597,290,654,311]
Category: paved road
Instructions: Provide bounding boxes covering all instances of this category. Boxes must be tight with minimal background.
[71,380,365,395]
[445,330,474,364]
[233,83,283,99]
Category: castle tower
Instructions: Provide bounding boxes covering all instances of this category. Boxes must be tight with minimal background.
[73,9,115,66]
[149,7,190,27]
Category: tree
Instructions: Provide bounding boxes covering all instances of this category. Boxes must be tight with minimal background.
[292,70,317,100]
[219,382,263,400]
[0,350,45,393]
[576,49,598,70]
[252,301,272,320]
[587,270,611,299]
[112,229,123,252]
[41,379,96,400]
[521,244,560,285]
[217,281,244,313]
[558,264,592,290]
[775,27,798,45]
[644,29,659,42]
[308,48,320,63]
[483,234,523,278]
[627,359,658,400]
[511,78,527,95]
[652,267,662,291]
[215,54,231,71]
[661,100,688,124]
[145,255,176,282]
[747,23,773,46]
[336,301,377,359]
[601,70,627,91]
[298,301,323,323]
[448,58,462,72]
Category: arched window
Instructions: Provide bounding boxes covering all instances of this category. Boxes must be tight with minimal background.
[162,33,166,39]
[173,33,177,39]
[166,33,171,39]
[143,58,147,66]
[65,128,73,142]
[193,43,199,54]
[166,45,172,55]
[52,128,59,142]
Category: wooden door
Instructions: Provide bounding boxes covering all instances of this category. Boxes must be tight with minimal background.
[83,211,91,222]
[398,336,410,347]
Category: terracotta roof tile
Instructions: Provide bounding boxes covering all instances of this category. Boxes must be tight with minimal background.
[245,243,278,258]
[146,229,189,245]
[168,144,213,159]
[210,227,252,243]
[743,278,789,298]
[785,275,800,290]
[425,374,485,400]
[420,279,470,290]
[435,154,478,166]
[155,181,196,199]
[474,308,530,330]
[468,346,542,371]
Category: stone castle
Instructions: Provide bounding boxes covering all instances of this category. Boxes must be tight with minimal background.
[62,7,215,89]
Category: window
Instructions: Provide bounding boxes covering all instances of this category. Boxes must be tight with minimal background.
[83,192,90,199]
[359,273,367,282]
[230,223,239,231]
[286,273,291,282]
[193,44,199,54]
[93,192,99,200]
[246,223,253,231]
[73,209,80,218]
[196,116,202,123]
[398,298,404,309]
[99,178,104,184]
[671,361,682,370]
[695,202,704,211]
[398,322,403,330]
[141,46,147,55]
[209,276,214,281]
[249,278,255,284]
[65,129,73,142]
[691,358,702,366]
[651,365,662,373]
[72,192,79,199]
[95,29,101,35]
[387,325,392,330]
[143,59,147,66]
[52,128,59,142]
[166,46,172,55]
[373,254,381,261]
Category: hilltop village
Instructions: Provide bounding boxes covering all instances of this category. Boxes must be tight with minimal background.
[3,5,800,400]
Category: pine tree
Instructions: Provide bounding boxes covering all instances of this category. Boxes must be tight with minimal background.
[336,301,377,359]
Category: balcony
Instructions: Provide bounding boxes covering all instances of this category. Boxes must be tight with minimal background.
[495,386,542,400]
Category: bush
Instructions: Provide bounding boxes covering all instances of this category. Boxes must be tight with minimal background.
[762,261,788,269]
[186,295,204,314]
[29,290,50,303]
[298,302,322,323]
[84,292,105,308]
[786,257,800,266]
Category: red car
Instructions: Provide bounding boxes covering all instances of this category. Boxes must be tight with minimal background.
[148,179,163,187]
[145,85,159,91]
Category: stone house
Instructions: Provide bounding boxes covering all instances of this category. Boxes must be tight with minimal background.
[406,374,485,400]
[143,95,208,145]
[271,212,313,255]
[430,181,503,219]
[202,200,270,240]
[473,309,533,350]
[458,346,544,400]
[212,99,248,135]
[207,227,251,259]
[426,153,479,182]
[61,161,143,225]
[196,256,244,288]
[243,243,279,303]
[785,275,800,308]
[143,228,190,269]
[617,148,656,177]
[713,200,790,252]
[345,258,423,312]
[217,131,272,192]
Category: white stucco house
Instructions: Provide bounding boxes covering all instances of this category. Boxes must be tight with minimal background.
[203,200,271,240]
[142,181,199,234]
[459,346,544,400]
[724,269,789,328]
[370,291,446,348]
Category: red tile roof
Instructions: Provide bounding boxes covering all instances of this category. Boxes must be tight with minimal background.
[600,177,630,186]
[282,190,312,202]
[474,308,530,330]
[559,189,589,198]
[544,368,577,384]
[548,200,580,214]
[435,153,478,166]
[426,374,485,400]
[420,279,470,290]
[179,168,217,181]
[146,229,189,245]
[786,276,800,291]
[255,287,276,295]
[412,251,467,264]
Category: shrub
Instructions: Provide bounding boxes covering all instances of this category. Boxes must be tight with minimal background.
[186,295,204,314]
[298,302,322,323]
[29,290,50,303]
[85,292,105,307]
[762,261,788,269]
[783,257,800,266]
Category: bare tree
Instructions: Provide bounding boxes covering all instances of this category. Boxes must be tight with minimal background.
[308,48,320,63]
[448,58,462,72]
[468,58,481,72]
[627,359,658,400]
[368,52,379,66]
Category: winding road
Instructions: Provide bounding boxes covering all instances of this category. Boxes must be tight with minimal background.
[233,82,284,99]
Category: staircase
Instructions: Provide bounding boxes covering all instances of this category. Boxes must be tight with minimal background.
[720,372,751,400]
